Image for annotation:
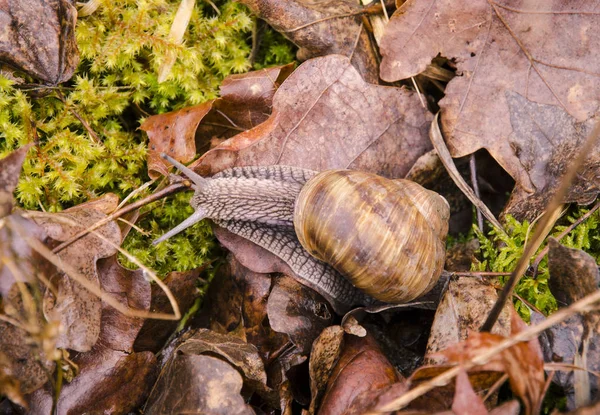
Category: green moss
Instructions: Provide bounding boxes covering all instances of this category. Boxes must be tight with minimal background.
[0,0,296,273]
[473,206,600,320]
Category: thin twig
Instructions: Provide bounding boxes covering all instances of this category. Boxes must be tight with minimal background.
[451,271,512,277]
[480,120,600,332]
[469,154,484,230]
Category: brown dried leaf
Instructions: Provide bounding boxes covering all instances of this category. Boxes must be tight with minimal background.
[451,368,489,415]
[426,277,511,362]
[240,0,379,83]
[0,145,31,218]
[28,256,155,415]
[308,325,345,414]
[141,65,293,178]
[144,354,254,415]
[177,328,278,406]
[194,55,432,178]
[319,333,400,415]
[548,238,599,306]
[0,284,56,397]
[200,254,289,360]
[0,0,79,84]
[379,1,600,220]
[134,267,203,353]
[438,309,545,415]
[534,242,600,410]
[32,206,122,352]
[267,276,335,355]
[0,352,26,408]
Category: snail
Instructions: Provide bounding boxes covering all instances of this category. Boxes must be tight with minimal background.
[154,154,450,313]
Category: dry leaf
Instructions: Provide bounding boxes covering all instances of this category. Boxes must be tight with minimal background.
[144,354,254,415]
[438,309,545,415]
[0,0,79,84]
[426,277,511,362]
[0,144,31,218]
[142,64,293,178]
[379,0,600,220]
[240,0,379,83]
[32,206,122,352]
[308,325,345,414]
[194,55,432,178]
[28,256,155,415]
[319,332,400,415]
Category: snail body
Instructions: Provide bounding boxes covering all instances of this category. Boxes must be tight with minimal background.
[155,154,449,311]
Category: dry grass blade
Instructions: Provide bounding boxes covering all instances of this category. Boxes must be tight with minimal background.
[10,214,181,321]
[481,120,600,332]
[157,0,196,83]
[429,113,506,234]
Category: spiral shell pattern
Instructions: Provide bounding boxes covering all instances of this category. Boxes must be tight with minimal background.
[294,170,449,303]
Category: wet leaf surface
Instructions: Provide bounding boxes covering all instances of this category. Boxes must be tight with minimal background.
[379,0,600,220]
[0,0,79,84]
[239,0,379,83]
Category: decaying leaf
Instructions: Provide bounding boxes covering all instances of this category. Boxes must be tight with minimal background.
[134,267,204,353]
[0,0,79,84]
[318,332,401,415]
[176,328,278,406]
[437,308,545,415]
[379,0,600,220]
[534,240,600,410]
[142,64,293,178]
[308,325,345,414]
[426,277,512,361]
[240,0,380,83]
[28,256,155,415]
[193,54,432,178]
[145,354,254,415]
[0,144,31,218]
[32,205,122,352]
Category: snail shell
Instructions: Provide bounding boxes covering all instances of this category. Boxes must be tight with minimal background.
[294,170,449,303]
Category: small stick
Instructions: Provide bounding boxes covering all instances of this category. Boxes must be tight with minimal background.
[451,271,512,277]
[469,154,484,230]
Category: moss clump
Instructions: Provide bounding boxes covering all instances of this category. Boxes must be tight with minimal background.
[1,0,296,273]
[474,206,600,320]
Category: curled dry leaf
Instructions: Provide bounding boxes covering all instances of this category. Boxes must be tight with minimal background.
[32,205,122,352]
[0,0,79,84]
[176,328,278,407]
[308,325,345,414]
[200,254,290,360]
[194,54,432,179]
[28,256,155,415]
[437,308,545,415]
[267,276,335,355]
[318,332,400,415]
[380,1,600,220]
[141,64,293,178]
[239,0,379,83]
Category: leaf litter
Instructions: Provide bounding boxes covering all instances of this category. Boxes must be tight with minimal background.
[2,1,600,414]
